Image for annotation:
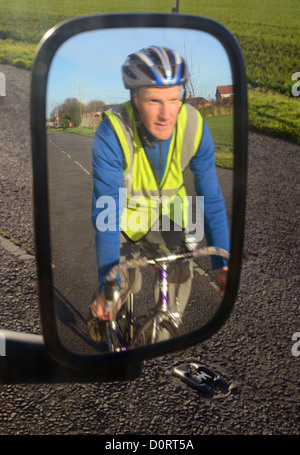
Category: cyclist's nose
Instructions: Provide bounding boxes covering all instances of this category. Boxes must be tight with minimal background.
[158,103,171,120]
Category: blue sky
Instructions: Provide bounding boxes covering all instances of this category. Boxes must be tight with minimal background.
[47,27,232,116]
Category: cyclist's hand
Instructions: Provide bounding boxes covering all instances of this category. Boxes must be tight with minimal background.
[216,266,228,295]
[91,292,122,321]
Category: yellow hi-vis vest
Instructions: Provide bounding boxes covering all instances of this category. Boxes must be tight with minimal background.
[104,101,204,241]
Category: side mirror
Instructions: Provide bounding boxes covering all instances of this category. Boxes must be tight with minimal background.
[2,12,248,384]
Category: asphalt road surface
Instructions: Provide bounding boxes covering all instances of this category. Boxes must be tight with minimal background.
[0,64,299,436]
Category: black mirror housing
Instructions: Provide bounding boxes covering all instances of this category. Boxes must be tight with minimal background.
[23,12,248,383]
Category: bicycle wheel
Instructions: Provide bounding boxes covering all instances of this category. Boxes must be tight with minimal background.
[130,316,154,347]
[158,318,179,339]
[136,316,179,346]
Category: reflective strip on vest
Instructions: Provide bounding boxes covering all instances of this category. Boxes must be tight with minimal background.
[105,101,203,241]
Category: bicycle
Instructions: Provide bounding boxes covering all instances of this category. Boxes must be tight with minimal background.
[102,235,230,352]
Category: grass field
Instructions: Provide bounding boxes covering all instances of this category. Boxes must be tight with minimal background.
[1,0,299,144]
[206,115,233,169]
[249,87,300,143]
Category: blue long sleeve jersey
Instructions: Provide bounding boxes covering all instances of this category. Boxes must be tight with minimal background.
[91,116,230,291]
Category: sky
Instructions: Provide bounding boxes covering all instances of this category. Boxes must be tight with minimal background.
[46,27,232,116]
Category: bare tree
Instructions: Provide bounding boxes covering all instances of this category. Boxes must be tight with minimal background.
[183,44,202,106]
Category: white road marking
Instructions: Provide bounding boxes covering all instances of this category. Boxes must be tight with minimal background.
[0,235,33,261]
[48,138,91,176]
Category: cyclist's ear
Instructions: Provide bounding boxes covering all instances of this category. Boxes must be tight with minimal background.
[181,85,187,104]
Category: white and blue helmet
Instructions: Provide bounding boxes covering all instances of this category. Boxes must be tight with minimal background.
[122,46,188,89]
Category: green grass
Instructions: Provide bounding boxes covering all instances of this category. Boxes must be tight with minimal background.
[66,127,97,138]
[48,126,96,137]
[248,87,300,144]
[0,0,174,67]
[206,115,233,169]
[1,0,299,144]
[181,1,299,91]
[0,39,36,69]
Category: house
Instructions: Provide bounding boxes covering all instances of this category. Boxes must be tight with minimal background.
[215,85,234,103]
[83,111,101,119]
[188,95,210,107]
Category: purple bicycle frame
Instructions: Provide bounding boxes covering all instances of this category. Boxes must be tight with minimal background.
[158,265,169,312]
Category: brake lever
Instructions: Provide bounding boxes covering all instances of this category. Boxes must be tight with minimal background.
[104,280,121,322]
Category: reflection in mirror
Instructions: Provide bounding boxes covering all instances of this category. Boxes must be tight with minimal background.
[46,27,233,356]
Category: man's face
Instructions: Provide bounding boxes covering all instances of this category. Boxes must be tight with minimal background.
[133,85,181,141]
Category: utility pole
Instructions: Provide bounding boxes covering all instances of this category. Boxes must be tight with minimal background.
[74,83,83,128]
[172,0,179,13]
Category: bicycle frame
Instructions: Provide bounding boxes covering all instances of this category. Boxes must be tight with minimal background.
[131,257,181,347]
[104,245,230,352]
[105,253,175,351]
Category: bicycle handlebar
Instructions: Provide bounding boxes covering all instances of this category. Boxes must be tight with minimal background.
[105,246,229,283]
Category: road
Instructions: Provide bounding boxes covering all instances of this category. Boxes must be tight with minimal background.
[0,64,299,436]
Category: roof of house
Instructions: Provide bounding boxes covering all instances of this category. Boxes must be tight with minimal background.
[189,96,210,105]
[216,85,234,95]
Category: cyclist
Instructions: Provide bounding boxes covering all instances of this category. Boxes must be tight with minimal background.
[87,46,229,342]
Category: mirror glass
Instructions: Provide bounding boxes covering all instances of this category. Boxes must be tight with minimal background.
[46,27,233,356]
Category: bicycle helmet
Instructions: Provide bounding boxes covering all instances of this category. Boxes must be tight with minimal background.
[122,46,188,89]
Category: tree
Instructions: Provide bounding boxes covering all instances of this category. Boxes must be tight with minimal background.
[183,45,201,106]
[67,105,81,127]
[86,99,105,112]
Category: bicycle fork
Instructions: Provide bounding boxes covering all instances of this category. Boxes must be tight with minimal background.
[150,263,181,342]
[106,291,135,352]
[105,283,127,352]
